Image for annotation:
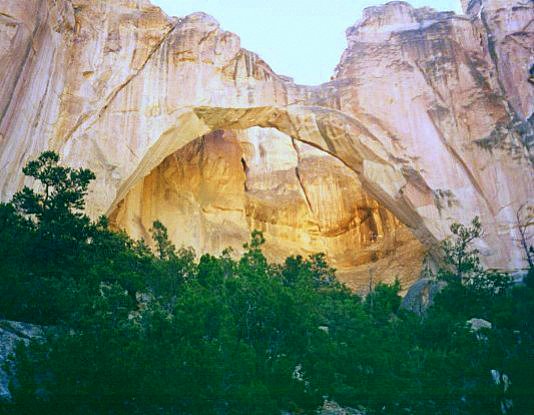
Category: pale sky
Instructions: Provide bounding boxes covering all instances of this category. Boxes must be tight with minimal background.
[151,0,463,85]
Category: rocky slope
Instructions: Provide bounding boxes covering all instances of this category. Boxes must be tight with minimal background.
[0,0,532,288]
[0,320,43,400]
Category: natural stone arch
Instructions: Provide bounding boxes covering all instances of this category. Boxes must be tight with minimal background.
[0,0,530,276]
[109,125,426,291]
[93,105,444,258]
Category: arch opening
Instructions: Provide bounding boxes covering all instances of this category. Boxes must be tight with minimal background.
[99,105,443,245]
[109,124,426,290]
[63,104,458,288]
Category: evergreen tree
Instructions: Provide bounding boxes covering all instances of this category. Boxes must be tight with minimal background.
[1,152,533,414]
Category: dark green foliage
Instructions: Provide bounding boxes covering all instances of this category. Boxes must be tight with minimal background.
[13,151,95,220]
[150,220,177,260]
[439,216,484,281]
[0,152,533,414]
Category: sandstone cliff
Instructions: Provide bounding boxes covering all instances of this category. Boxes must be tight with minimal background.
[0,0,532,288]
[109,128,424,289]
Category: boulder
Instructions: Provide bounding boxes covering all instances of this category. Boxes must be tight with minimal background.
[0,320,43,401]
[401,278,447,314]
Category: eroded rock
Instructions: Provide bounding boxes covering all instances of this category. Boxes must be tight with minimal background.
[401,278,447,314]
[110,128,425,289]
[0,320,43,401]
[0,0,532,288]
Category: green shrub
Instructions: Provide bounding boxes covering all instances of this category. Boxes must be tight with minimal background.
[1,152,532,414]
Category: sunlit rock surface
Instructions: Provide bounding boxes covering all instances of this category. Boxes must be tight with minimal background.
[0,0,532,288]
[110,128,424,289]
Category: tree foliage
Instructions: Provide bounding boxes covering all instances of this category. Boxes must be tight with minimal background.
[0,152,533,414]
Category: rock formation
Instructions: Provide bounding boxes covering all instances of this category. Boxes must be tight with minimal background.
[0,320,43,401]
[110,128,424,289]
[0,0,532,288]
[401,278,448,315]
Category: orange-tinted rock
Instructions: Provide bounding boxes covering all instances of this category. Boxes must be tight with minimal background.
[0,0,532,288]
[110,128,424,290]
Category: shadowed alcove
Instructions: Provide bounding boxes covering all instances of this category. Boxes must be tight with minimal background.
[109,126,425,291]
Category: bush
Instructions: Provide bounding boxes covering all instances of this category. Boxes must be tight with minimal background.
[1,153,533,414]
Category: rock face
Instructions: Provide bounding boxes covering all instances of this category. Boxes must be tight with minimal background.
[110,128,425,289]
[401,278,448,314]
[0,320,43,401]
[0,0,532,287]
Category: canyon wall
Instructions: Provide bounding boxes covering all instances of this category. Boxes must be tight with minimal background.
[0,0,532,288]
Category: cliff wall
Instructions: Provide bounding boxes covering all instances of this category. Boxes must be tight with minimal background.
[0,0,532,287]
